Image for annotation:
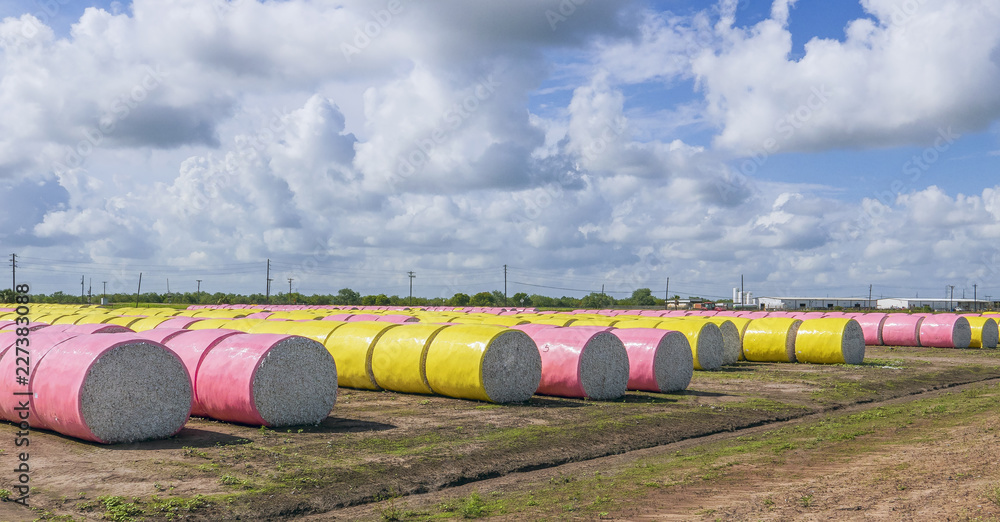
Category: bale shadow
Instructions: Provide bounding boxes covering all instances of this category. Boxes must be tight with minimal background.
[677,390,730,398]
[308,417,396,434]
[616,393,677,404]
[100,428,253,450]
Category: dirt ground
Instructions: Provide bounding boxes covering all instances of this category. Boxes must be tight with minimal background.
[1,345,999,521]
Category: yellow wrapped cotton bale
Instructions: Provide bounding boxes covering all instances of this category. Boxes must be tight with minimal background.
[794,318,865,365]
[104,316,145,329]
[655,319,724,371]
[424,325,541,403]
[127,316,172,331]
[568,318,620,327]
[966,317,999,348]
[247,320,347,344]
[324,322,400,390]
[50,315,85,325]
[186,319,238,330]
[702,318,742,365]
[214,318,267,332]
[526,316,577,327]
[72,314,120,325]
[742,318,802,363]
[613,319,664,329]
[479,316,529,327]
[370,323,451,394]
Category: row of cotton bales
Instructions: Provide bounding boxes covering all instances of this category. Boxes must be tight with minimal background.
[0,321,341,444]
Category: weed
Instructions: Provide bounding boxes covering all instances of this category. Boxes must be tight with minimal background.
[182,446,210,459]
[798,495,813,507]
[986,483,1000,506]
[0,489,9,500]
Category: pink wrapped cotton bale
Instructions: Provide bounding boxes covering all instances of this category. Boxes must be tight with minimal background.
[611,328,693,393]
[31,334,192,443]
[39,323,133,334]
[522,326,630,400]
[159,329,242,417]
[918,315,971,348]
[133,328,191,345]
[880,315,925,347]
[194,333,338,426]
[374,314,419,323]
[510,323,561,336]
[854,314,888,345]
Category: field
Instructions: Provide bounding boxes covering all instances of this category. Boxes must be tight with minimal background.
[3,344,1000,521]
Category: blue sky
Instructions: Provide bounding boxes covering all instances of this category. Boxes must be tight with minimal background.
[1,0,999,301]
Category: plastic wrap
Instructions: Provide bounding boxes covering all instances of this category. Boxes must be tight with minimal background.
[424,325,541,403]
[880,315,925,347]
[918,315,972,348]
[323,321,400,390]
[794,318,866,364]
[370,323,450,394]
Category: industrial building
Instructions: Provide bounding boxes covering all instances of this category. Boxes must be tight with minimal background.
[757,296,873,310]
[875,297,992,312]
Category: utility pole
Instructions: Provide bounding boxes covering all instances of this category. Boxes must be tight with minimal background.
[407,271,415,306]
[88,278,92,304]
[136,272,142,308]
[265,259,271,304]
[81,275,85,301]
[288,278,293,304]
[166,278,171,303]
[740,274,744,308]
[102,281,107,304]
[9,253,15,292]
[949,285,955,312]
[974,284,978,312]
[503,264,507,306]
[665,277,669,310]
[869,284,873,310]
[196,279,202,293]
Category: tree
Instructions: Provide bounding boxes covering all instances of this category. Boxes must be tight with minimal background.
[511,292,531,307]
[334,288,361,305]
[450,293,471,306]
[0,289,14,303]
[580,292,614,309]
[491,290,506,306]
[469,291,495,306]
[629,288,657,306]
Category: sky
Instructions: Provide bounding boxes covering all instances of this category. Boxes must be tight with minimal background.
[1,0,999,302]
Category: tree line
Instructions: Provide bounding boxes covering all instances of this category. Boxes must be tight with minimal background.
[1,287,682,309]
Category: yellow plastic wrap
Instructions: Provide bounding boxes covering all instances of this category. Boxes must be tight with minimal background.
[324,321,400,390]
[742,318,801,362]
[189,310,247,319]
[31,313,67,324]
[71,314,119,325]
[567,318,619,327]
[479,316,529,327]
[714,316,752,360]
[424,324,506,402]
[266,311,324,321]
[371,323,450,394]
[104,316,145,328]
[613,318,664,329]
[211,318,266,332]
[655,318,720,370]
[49,315,83,325]
[186,318,238,330]
[247,320,346,344]
[965,317,998,348]
[126,316,172,331]
[794,318,865,364]
[525,316,576,327]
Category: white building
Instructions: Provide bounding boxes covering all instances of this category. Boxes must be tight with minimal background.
[876,297,991,312]
[731,288,755,308]
[757,297,873,310]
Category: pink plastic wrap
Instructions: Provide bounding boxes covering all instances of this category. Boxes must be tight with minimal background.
[519,327,628,399]
[345,314,380,322]
[133,328,192,345]
[918,315,971,348]
[31,334,192,443]
[160,329,242,417]
[374,314,419,323]
[156,317,204,329]
[39,323,133,334]
[880,315,925,347]
[244,312,273,319]
[853,314,887,345]
[510,324,561,335]
[611,328,692,392]
[193,333,279,425]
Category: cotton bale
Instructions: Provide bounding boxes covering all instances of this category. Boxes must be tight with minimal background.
[880,315,925,347]
[701,318,742,365]
[611,328,693,393]
[424,325,541,403]
[918,315,972,348]
[794,318,866,365]
[40,323,133,334]
[519,326,628,400]
[133,328,191,344]
[654,319,724,371]
[966,317,999,348]
[158,329,243,417]
[854,314,888,345]
[247,320,347,344]
[370,323,451,394]
[186,318,240,331]
[613,318,664,329]
[105,316,146,328]
[742,318,802,363]
[323,321,400,390]
[193,333,338,426]
[30,334,193,443]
